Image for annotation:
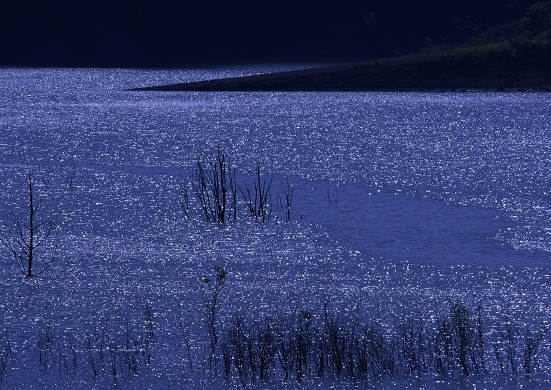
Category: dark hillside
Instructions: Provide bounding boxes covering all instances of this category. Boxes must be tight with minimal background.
[0,0,538,66]
[134,1,551,91]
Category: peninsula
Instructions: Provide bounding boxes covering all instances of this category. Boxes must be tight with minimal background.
[132,49,551,92]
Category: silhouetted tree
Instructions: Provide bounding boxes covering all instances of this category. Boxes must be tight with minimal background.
[185,147,237,223]
[1,174,59,277]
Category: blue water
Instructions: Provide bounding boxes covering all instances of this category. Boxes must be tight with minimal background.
[0,66,551,388]
[3,68,549,265]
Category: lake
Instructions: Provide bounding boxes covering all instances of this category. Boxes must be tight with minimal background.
[0,66,550,388]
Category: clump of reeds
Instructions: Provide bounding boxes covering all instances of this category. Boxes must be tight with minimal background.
[197,301,549,386]
[28,305,156,385]
[84,313,155,383]
[0,298,547,387]
[202,266,227,370]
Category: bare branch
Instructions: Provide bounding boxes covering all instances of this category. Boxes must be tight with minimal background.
[2,173,59,278]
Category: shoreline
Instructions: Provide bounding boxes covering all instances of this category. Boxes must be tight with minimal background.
[131,53,551,92]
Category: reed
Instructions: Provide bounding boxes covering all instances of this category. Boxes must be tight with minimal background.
[201,301,550,385]
[0,299,547,386]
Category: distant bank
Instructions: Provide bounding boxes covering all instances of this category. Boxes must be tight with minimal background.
[132,51,551,92]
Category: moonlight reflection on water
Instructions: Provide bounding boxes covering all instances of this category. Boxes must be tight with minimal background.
[0,67,550,388]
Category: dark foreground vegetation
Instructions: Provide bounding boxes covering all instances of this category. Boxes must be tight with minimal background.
[1,150,549,387]
[213,302,548,385]
[0,279,548,387]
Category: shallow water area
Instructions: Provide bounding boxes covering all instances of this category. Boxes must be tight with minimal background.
[0,67,550,388]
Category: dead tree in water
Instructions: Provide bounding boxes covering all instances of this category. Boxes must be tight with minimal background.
[2,174,59,277]
[181,148,292,223]
[239,164,273,222]
[191,147,237,223]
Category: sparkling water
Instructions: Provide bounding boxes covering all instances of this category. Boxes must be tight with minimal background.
[0,67,550,388]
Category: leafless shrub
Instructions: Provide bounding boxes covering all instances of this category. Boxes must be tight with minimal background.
[493,321,518,375]
[399,316,428,377]
[36,320,57,371]
[189,147,237,223]
[239,164,273,222]
[1,173,59,278]
[65,161,77,191]
[182,148,293,223]
[326,183,338,206]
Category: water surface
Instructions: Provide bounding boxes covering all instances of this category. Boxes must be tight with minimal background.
[0,67,550,388]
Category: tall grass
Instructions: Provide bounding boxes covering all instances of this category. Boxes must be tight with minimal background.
[207,302,549,385]
[0,300,548,386]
